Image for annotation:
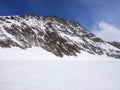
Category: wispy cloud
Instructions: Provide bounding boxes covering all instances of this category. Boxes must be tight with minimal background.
[92,21,120,42]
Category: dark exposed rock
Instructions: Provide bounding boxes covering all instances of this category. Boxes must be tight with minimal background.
[108,42,120,49]
[0,15,120,59]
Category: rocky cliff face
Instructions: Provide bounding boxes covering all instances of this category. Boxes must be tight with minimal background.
[0,15,120,58]
[108,42,120,49]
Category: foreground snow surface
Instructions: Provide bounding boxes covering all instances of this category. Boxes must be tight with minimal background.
[0,47,118,61]
[0,47,120,90]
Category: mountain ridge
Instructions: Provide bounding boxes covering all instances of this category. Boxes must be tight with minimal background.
[108,42,120,49]
[0,15,120,59]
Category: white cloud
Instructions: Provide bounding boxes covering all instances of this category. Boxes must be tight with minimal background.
[92,21,120,42]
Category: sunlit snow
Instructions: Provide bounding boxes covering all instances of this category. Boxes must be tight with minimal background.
[0,47,120,90]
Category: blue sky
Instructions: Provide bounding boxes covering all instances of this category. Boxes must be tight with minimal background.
[0,0,120,41]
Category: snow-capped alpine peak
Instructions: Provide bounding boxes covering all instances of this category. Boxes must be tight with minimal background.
[0,15,120,59]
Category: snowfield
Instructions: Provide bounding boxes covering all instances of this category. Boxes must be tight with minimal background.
[0,47,118,61]
[0,47,120,90]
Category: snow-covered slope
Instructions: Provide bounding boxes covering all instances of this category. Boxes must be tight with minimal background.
[0,47,117,61]
[0,15,120,59]
[1,15,120,90]
[0,48,120,90]
[108,41,120,49]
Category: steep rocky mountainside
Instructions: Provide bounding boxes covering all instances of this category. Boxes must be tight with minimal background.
[108,42,120,49]
[0,15,120,58]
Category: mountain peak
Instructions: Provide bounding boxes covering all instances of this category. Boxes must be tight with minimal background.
[0,15,120,59]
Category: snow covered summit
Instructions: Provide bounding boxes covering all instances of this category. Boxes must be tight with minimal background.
[0,15,120,59]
